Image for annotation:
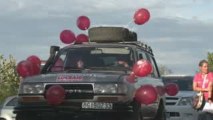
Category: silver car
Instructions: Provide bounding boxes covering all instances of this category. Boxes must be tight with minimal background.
[0,96,17,120]
[162,75,199,120]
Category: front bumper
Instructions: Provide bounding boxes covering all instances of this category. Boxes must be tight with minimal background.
[166,105,199,120]
[14,95,134,114]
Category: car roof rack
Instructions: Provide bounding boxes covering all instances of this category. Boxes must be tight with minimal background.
[119,41,153,55]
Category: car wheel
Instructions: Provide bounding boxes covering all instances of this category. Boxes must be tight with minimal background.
[119,103,143,120]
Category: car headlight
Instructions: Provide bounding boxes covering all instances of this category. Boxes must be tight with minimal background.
[177,97,192,106]
[94,84,128,94]
[94,84,117,94]
[20,83,44,94]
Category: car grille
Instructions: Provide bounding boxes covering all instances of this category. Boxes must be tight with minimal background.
[45,84,94,99]
[166,97,179,105]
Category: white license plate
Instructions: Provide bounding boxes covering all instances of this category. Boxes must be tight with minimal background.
[82,102,113,109]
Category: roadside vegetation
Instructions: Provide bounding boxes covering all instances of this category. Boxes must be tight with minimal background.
[0,54,20,103]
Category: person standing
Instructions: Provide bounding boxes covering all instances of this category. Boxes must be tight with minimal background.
[193,59,213,120]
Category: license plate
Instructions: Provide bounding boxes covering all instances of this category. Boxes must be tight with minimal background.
[82,102,113,109]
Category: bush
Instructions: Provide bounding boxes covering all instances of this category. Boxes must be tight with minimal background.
[0,54,20,103]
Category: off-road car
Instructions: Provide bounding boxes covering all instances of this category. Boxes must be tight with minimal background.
[14,27,166,120]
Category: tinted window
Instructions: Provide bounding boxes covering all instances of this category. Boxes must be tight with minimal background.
[162,76,193,91]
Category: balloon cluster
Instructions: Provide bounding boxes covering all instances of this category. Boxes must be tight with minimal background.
[60,15,90,44]
[16,55,41,78]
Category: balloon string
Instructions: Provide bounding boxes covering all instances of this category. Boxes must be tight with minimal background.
[85,28,90,42]
[124,20,133,28]
[123,20,137,32]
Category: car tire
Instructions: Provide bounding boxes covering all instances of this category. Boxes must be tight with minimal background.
[118,103,143,120]
[89,27,130,42]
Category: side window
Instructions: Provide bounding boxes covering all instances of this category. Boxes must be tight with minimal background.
[6,97,18,106]
[137,50,147,60]
[145,54,159,78]
[51,54,66,72]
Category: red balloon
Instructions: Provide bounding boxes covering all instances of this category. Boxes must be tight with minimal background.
[126,72,136,83]
[77,16,90,30]
[16,60,33,78]
[135,85,157,105]
[132,59,152,77]
[27,55,41,75]
[165,83,179,96]
[134,8,150,25]
[45,85,65,105]
[60,30,76,44]
[27,55,41,65]
[76,34,89,44]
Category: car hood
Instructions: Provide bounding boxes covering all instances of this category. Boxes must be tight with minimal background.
[166,91,196,98]
[22,72,127,83]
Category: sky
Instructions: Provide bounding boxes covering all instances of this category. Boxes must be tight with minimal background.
[0,0,213,75]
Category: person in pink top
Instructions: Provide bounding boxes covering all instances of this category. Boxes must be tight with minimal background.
[193,59,213,120]
[193,59,213,102]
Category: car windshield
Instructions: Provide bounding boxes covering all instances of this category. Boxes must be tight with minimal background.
[162,76,193,91]
[50,47,133,72]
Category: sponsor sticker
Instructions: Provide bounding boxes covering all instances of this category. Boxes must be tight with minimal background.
[56,75,83,82]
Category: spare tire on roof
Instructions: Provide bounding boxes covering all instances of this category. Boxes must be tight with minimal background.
[89,27,131,42]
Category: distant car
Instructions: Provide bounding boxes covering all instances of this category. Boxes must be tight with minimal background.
[162,75,199,120]
[0,96,17,120]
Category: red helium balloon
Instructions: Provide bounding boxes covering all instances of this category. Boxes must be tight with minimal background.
[76,34,89,44]
[135,85,157,105]
[133,59,152,77]
[45,85,65,105]
[134,8,150,25]
[165,83,179,96]
[27,55,41,75]
[60,30,76,44]
[77,16,90,30]
[27,55,41,65]
[126,72,136,83]
[16,60,33,78]
[30,63,40,75]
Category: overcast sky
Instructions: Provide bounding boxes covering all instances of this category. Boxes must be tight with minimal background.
[0,0,212,75]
